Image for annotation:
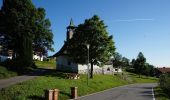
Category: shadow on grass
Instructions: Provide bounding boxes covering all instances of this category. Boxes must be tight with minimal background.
[37,69,68,79]
[60,91,71,98]
[28,95,44,100]
[154,88,170,99]
[27,91,71,100]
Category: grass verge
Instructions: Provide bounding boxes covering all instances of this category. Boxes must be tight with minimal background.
[154,87,170,100]
[0,65,18,79]
[125,72,158,83]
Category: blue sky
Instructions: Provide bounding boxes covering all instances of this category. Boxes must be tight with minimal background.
[0,0,170,67]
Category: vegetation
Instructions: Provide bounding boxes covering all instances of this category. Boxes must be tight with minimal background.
[0,59,55,79]
[112,52,130,70]
[69,15,115,78]
[154,87,170,100]
[0,0,54,67]
[0,73,128,100]
[34,59,56,69]
[126,52,156,77]
[159,73,170,96]
[0,70,158,100]
[125,72,157,83]
[133,52,146,77]
[0,65,17,79]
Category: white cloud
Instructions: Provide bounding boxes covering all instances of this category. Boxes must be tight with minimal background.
[114,18,154,22]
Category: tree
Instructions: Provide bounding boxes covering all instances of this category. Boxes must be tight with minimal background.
[134,52,146,77]
[69,15,115,78]
[131,59,136,68]
[121,57,130,68]
[33,8,54,55]
[112,52,122,70]
[0,0,54,67]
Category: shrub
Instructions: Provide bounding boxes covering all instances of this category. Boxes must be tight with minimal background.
[159,73,170,96]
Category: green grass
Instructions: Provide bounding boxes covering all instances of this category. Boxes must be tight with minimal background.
[0,71,158,100]
[154,87,170,100]
[34,59,56,69]
[125,72,158,83]
[0,73,129,100]
[0,65,18,79]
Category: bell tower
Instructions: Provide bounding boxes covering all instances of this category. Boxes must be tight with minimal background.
[66,18,76,41]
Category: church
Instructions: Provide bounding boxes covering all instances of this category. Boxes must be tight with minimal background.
[53,19,122,74]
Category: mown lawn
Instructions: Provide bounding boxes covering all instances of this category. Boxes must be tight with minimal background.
[0,71,158,100]
[34,59,55,69]
[125,72,158,83]
[0,73,129,100]
[0,65,18,79]
[154,87,170,100]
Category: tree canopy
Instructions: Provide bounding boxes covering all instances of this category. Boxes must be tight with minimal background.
[0,0,54,67]
[133,52,146,77]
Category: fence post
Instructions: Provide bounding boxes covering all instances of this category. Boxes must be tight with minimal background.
[70,87,78,99]
[53,89,59,100]
[45,89,54,100]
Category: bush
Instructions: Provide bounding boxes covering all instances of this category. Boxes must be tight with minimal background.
[159,73,170,96]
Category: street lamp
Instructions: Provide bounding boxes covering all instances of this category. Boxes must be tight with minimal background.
[86,44,90,85]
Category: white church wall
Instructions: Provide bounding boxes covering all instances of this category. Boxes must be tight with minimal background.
[57,56,78,72]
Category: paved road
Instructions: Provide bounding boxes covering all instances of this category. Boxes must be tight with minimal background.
[0,69,46,89]
[77,83,157,100]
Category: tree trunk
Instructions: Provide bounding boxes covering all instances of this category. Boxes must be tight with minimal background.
[90,62,93,79]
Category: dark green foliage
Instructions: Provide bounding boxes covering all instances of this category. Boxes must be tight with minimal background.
[112,52,130,70]
[127,52,156,77]
[112,52,122,68]
[133,52,146,77]
[0,0,54,67]
[159,73,170,96]
[68,15,115,78]
[16,36,33,67]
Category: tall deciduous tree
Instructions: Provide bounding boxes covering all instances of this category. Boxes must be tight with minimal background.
[69,15,115,78]
[0,0,54,67]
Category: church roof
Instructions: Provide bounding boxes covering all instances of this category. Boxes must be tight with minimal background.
[53,43,68,57]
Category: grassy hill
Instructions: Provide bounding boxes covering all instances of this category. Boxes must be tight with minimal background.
[0,71,157,100]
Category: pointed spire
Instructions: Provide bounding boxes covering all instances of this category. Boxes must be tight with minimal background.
[69,18,74,27]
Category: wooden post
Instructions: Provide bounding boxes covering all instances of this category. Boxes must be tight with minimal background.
[70,87,78,99]
[53,89,59,100]
[45,89,54,100]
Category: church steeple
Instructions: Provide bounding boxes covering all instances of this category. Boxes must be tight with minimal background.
[67,18,75,29]
[66,19,76,41]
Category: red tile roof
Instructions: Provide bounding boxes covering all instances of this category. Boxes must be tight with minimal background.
[158,67,170,73]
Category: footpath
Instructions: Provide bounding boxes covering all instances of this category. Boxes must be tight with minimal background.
[0,69,46,89]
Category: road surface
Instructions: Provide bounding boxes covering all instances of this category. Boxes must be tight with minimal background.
[77,83,157,100]
[0,69,46,89]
